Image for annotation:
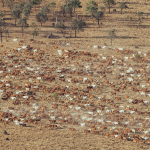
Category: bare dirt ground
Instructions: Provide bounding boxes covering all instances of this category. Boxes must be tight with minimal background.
[1,0,150,149]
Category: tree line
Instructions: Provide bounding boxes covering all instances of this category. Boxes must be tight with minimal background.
[0,0,144,45]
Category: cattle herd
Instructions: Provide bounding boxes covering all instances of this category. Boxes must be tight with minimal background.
[1,39,150,145]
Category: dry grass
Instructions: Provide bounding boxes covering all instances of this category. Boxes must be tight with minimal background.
[0,0,150,149]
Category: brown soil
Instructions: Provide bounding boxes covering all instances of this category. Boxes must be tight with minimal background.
[1,0,150,149]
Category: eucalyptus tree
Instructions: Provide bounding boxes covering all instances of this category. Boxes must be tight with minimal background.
[11,4,23,26]
[118,2,127,14]
[36,6,48,26]
[32,0,42,11]
[4,0,14,11]
[29,22,39,39]
[55,22,66,37]
[108,29,116,45]
[17,17,29,36]
[0,18,6,42]
[68,0,82,13]
[71,19,86,38]
[137,11,143,21]
[65,3,73,17]
[102,0,115,13]
[85,1,98,23]
[0,11,4,19]
[22,1,32,19]
[94,11,103,26]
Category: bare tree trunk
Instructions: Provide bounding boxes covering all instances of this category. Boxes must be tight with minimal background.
[75,29,76,38]
[56,15,57,25]
[22,26,23,37]
[63,28,65,37]
[70,28,72,37]
[92,15,94,24]
[76,14,78,20]
[1,32,2,43]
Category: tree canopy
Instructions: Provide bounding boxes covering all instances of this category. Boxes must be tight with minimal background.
[102,0,115,13]
[71,19,86,37]
[86,1,98,23]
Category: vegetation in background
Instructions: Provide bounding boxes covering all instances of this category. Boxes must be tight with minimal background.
[102,0,115,13]
[71,18,86,37]
[17,17,29,36]
[29,22,39,39]
[108,29,116,46]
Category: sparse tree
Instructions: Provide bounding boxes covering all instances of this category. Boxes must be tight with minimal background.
[61,5,66,17]
[102,0,115,13]
[4,0,14,11]
[17,17,29,36]
[48,2,57,24]
[48,2,56,16]
[29,22,39,39]
[48,2,56,12]
[4,29,8,41]
[138,20,141,28]
[85,1,98,23]
[94,11,103,26]
[100,6,105,11]
[108,29,116,46]
[128,16,132,24]
[65,0,71,5]
[22,2,32,19]
[17,3,24,11]
[137,11,143,21]
[1,0,5,7]
[0,18,6,43]
[0,11,4,19]
[11,5,22,26]
[65,3,73,17]
[71,19,86,38]
[32,0,42,11]
[36,7,48,26]
[68,0,82,13]
[40,6,49,14]
[55,22,66,37]
[118,2,127,14]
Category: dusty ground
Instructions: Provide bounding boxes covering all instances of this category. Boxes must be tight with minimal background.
[1,0,150,149]
[1,124,150,150]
